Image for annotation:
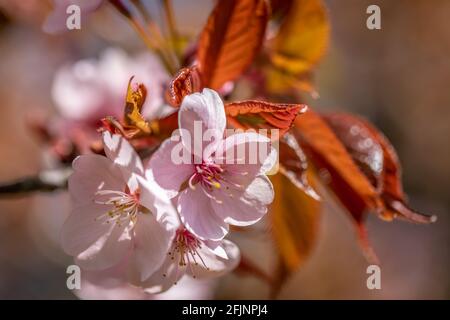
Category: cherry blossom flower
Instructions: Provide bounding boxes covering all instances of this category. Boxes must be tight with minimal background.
[148,88,277,241]
[73,226,236,298]
[61,132,178,281]
[52,47,170,123]
[49,48,170,153]
[138,227,240,294]
[29,180,216,300]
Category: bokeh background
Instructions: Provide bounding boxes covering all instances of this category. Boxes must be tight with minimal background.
[0,0,448,299]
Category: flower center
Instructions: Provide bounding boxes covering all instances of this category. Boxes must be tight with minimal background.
[188,162,223,190]
[165,228,209,283]
[94,189,140,226]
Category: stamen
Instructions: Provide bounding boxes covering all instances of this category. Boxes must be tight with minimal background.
[93,189,140,225]
[187,162,224,191]
[188,174,197,190]
[165,228,209,283]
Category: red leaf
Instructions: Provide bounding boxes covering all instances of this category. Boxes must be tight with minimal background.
[265,0,329,95]
[197,0,269,90]
[293,109,383,261]
[269,0,294,19]
[294,109,383,221]
[323,113,436,224]
[278,132,319,199]
[321,113,384,192]
[150,111,179,138]
[165,67,202,107]
[225,100,307,136]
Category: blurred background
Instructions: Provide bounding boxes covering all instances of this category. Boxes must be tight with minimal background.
[0,0,448,299]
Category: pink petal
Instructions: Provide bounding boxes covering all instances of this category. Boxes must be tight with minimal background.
[132,212,176,281]
[68,154,123,206]
[60,203,112,256]
[75,278,151,300]
[51,61,105,121]
[187,240,240,279]
[153,277,216,300]
[139,250,185,294]
[73,263,216,300]
[178,89,226,161]
[147,138,194,198]
[136,175,181,223]
[215,132,277,181]
[102,132,143,191]
[212,175,274,226]
[75,220,132,270]
[76,264,214,300]
[74,255,153,300]
[178,188,229,241]
[204,240,228,259]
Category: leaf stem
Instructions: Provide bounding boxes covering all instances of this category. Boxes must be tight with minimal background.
[161,0,182,59]
[108,0,176,75]
[132,0,180,71]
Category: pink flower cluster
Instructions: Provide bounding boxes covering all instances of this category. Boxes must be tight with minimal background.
[61,88,277,294]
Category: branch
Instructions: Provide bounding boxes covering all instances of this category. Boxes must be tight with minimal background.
[0,168,71,197]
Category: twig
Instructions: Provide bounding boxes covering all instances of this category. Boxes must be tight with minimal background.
[0,168,71,197]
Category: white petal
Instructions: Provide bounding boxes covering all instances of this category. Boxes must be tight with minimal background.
[178,88,225,160]
[146,138,194,198]
[188,240,240,279]
[68,154,123,207]
[212,175,274,227]
[102,132,144,191]
[132,212,176,281]
[74,254,153,300]
[60,203,112,256]
[139,251,184,294]
[51,61,104,119]
[137,175,180,222]
[216,131,277,179]
[75,220,132,270]
[178,188,229,241]
[204,240,228,259]
[153,277,216,300]
[75,276,151,300]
